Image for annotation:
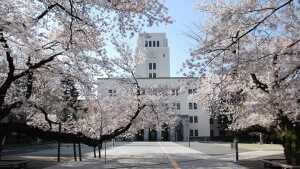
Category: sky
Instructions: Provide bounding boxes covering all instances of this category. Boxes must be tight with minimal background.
[123,1,205,77]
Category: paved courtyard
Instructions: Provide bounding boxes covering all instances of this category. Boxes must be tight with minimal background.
[2,142,284,169]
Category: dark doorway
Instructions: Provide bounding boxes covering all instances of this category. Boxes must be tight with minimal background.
[175,123,183,141]
[135,129,144,141]
[161,130,170,141]
[149,129,157,141]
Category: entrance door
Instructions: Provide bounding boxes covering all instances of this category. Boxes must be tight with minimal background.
[149,129,157,141]
[175,123,183,141]
[135,129,144,141]
[161,130,170,141]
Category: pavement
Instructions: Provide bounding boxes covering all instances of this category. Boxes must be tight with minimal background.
[1,141,285,169]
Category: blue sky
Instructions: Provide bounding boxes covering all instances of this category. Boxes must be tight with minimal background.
[121,1,205,77]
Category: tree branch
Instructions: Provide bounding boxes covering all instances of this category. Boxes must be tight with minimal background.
[250,73,269,93]
[14,52,63,80]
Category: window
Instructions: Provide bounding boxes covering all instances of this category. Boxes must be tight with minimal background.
[190,130,194,137]
[172,89,179,96]
[189,103,197,109]
[210,118,214,124]
[149,73,152,78]
[163,54,165,57]
[195,130,198,137]
[145,41,148,47]
[109,89,116,96]
[139,89,145,95]
[153,63,156,70]
[153,73,156,78]
[176,103,180,110]
[188,88,197,95]
[210,130,214,137]
[153,41,156,47]
[149,63,152,70]
[189,103,193,109]
[189,116,193,123]
[149,41,152,47]
[194,103,197,109]
[194,116,198,123]
[157,41,159,47]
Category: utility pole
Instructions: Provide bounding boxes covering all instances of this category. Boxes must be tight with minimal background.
[57,122,61,162]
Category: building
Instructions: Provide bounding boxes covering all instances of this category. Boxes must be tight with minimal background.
[98,33,210,141]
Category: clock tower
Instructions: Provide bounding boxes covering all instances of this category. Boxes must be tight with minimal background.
[135,33,170,78]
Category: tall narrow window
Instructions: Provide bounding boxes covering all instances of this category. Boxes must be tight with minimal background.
[149,41,152,47]
[189,116,193,123]
[153,41,156,47]
[189,103,193,109]
[149,73,152,78]
[153,63,156,70]
[190,130,194,137]
[188,89,193,95]
[194,103,197,109]
[145,41,148,47]
[157,41,159,47]
[176,103,180,110]
[194,116,198,123]
[163,54,165,57]
[149,63,152,70]
[195,130,198,137]
[153,73,156,78]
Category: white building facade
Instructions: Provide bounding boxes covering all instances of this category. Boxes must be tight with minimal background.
[98,33,210,141]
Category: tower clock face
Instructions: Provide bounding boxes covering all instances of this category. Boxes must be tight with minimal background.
[150,51,155,57]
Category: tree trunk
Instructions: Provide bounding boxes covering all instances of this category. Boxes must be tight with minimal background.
[280,118,300,166]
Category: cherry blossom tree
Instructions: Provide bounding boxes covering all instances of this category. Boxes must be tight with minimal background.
[186,0,300,165]
[0,0,174,152]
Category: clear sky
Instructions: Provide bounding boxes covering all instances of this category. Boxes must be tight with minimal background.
[126,1,205,77]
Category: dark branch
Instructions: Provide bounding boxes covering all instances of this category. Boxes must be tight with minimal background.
[14,52,63,80]
[250,73,269,93]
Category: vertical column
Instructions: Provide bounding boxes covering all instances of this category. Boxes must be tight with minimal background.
[170,128,175,141]
[182,116,190,142]
[157,131,161,141]
[144,129,149,141]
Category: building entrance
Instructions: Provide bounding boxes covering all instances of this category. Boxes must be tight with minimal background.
[135,129,144,141]
[161,130,170,141]
[175,123,183,141]
[149,129,157,141]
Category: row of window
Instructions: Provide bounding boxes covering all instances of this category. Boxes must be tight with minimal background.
[173,103,197,110]
[189,116,198,123]
[188,89,196,95]
[149,63,156,70]
[108,89,198,99]
[190,130,199,137]
[149,73,156,78]
[145,41,159,47]
[108,89,116,96]
[189,103,197,109]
